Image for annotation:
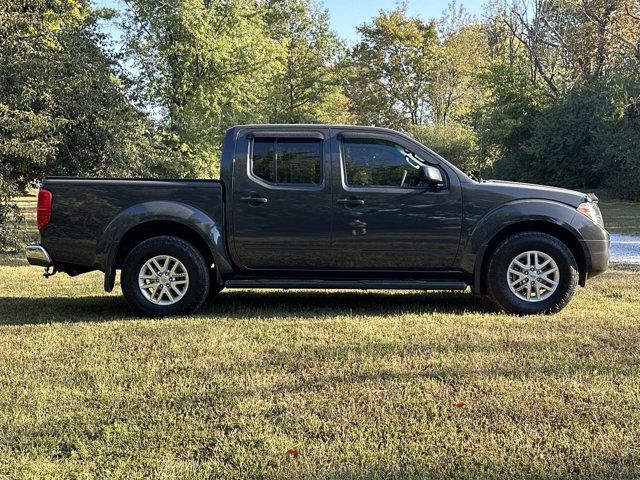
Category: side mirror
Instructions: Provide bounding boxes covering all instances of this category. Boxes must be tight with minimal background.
[419,165,444,188]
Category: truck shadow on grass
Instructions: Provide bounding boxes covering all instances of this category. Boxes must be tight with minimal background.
[0,290,495,326]
[202,290,495,318]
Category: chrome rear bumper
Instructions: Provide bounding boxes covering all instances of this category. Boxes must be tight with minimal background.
[26,243,53,267]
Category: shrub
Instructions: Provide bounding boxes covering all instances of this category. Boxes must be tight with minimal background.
[0,175,24,253]
[409,123,481,173]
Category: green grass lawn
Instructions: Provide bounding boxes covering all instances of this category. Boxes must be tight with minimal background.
[591,189,640,236]
[0,265,639,478]
[599,200,640,236]
[14,193,38,239]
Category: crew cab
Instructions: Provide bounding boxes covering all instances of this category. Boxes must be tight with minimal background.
[27,125,610,316]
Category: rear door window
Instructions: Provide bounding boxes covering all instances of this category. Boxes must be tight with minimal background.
[252,138,322,185]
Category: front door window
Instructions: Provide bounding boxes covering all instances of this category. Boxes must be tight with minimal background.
[342,138,432,189]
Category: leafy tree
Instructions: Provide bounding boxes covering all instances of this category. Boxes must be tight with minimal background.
[0,171,24,253]
[530,79,640,198]
[0,0,81,190]
[49,13,159,179]
[346,3,490,173]
[476,0,640,199]
[264,0,348,123]
[410,123,480,172]
[528,83,609,188]
[499,0,640,97]
[347,6,438,128]
[591,78,640,200]
[472,60,548,181]
[431,2,489,126]
[121,0,281,178]
[411,3,490,173]
[431,23,489,126]
[0,0,157,189]
[0,0,160,249]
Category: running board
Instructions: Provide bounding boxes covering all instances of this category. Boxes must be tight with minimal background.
[224,279,468,290]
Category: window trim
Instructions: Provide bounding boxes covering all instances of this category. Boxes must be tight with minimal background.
[248,137,325,191]
[339,137,448,193]
[249,130,325,140]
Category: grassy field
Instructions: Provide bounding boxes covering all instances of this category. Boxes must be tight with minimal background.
[598,201,640,236]
[592,189,640,236]
[1,193,639,478]
[14,194,37,238]
[1,266,639,478]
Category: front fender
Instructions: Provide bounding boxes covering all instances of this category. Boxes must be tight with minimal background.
[460,199,583,290]
[96,201,232,291]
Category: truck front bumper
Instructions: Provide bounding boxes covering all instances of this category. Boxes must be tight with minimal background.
[26,243,53,267]
[580,229,610,279]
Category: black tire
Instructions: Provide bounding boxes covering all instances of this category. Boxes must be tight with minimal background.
[487,232,579,315]
[121,236,210,317]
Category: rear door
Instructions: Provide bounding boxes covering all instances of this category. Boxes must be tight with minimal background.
[330,130,463,270]
[229,128,333,270]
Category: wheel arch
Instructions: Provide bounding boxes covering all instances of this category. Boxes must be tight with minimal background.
[474,220,587,295]
[115,222,214,270]
[96,201,231,292]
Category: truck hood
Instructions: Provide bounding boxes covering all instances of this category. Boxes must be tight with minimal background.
[480,179,591,208]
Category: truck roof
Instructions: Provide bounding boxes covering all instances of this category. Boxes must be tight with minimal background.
[229,124,402,134]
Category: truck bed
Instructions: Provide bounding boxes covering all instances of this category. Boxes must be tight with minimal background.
[40,177,223,271]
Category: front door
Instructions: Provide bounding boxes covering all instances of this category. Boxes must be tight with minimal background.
[230,129,333,270]
[330,131,462,270]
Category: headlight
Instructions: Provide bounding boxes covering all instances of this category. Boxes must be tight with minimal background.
[577,201,604,228]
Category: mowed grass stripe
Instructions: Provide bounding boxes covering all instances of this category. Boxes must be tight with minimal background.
[0,266,639,478]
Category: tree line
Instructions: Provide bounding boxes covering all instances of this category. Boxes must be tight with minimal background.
[1,0,639,250]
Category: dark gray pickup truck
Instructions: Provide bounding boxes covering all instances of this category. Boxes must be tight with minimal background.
[27,125,610,316]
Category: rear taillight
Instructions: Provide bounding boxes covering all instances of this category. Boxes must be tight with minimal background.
[37,188,52,230]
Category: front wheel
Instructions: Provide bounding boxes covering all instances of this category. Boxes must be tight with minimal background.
[487,232,579,315]
[121,236,210,317]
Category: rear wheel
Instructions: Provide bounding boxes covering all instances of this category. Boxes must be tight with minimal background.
[487,232,579,315]
[121,236,210,316]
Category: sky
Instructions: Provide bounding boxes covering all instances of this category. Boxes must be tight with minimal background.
[94,0,487,46]
[321,0,486,44]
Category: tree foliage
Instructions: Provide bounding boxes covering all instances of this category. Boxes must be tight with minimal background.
[475,0,640,196]
[347,7,439,128]
[431,6,489,126]
[530,78,640,198]
[121,0,282,178]
[410,123,480,173]
[0,0,156,188]
[0,0,158,249]
[0,172,24,253]
[264,0,348,123]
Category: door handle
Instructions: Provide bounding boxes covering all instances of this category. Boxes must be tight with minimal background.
[240,195,268,204]
[337,198,365,207]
